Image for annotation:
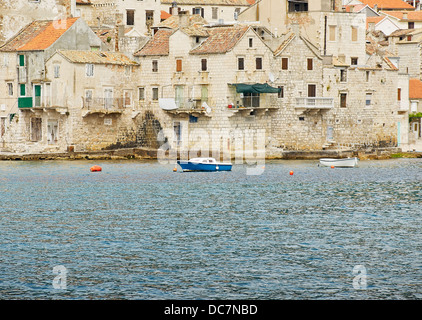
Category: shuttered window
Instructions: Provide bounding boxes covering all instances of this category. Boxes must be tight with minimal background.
[201,59,207,71]
[307,58,313,70]
[176,59,182,72]
[281,57,288,70]
[256,57,262,70]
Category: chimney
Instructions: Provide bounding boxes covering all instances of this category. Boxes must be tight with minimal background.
[179,11,189,28]
[171,1,179,16]
[374,4,378,12]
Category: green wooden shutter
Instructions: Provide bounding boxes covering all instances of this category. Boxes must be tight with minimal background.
[20,84,26,96]
[19,55,25,66]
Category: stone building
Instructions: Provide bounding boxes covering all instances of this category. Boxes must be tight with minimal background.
[161,0,254,24]
[130,11,405,158]
[0,17,105,153]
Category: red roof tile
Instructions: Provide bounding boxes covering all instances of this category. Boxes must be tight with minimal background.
[161,10,172,20]
[382,10,422,20]
[358,0,414,10]
[190,25,249,54]
[0,18,79,52]
[134,29,174,56]
[409,78,422,99]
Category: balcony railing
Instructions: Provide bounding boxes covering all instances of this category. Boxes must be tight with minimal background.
[82,97,127,111]
[295,97,334,109]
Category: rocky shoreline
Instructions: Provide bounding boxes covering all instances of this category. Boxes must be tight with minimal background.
[1,147,420,161]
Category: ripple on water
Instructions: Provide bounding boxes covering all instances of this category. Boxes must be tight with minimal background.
[0,159,421,299]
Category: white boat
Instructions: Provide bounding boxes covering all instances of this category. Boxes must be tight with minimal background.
[319,157,359,168]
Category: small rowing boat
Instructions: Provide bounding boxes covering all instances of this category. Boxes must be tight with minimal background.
[319,157,359,168]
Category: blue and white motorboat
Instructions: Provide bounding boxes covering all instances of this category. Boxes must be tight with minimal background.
[177,157,232,172]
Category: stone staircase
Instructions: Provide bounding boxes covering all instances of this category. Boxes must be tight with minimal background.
[322,140,336,150]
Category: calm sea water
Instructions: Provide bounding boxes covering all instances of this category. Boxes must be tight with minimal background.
[0,158,421,300]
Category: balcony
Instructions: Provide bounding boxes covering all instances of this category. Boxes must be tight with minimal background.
[161,98,212,117]
[81,97,126,117]
[18,97,33,109]
[228,94,279,116]
[295,97,334,113]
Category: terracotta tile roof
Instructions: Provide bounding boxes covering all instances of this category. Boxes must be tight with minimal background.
[383,57,398,70]
[133,29,174,56]
[190,25,249,54]
[157,13,209,36]
[273,32,295,56]
[366,16,386,28]
[161,0,253,5]
[0,18,79,52]
[410,78,422,99]
[382,10,422,20]
[57,50,139,65]
[161,10,172,20]
[358,0,414,10]
[76,0,91,4]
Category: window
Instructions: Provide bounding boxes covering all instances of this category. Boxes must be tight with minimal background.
[278,86,284,99]
[146,10,154,27]
[307,84,316,98]
[243,92,260,108]
[201,59,207,71]
[127,10,135,26]
[281,57,288,70]
[0,117,6,137]
[365,93,372,106]
[54,65,60,78]
[366,71,370,82]
[212,7,218,20]
[124,90,132,107]
[189,115,198,123]
[256,57,262,70]
[340,69,347,82]
[397,88,401,101]
[351,57,358,66]
[7,83,13,96]
[104,87,113,109]
[86,63,94,77]
[340,93,347,108]
[19,54,25,66]
[238,57,244,70]
[47,120,58,144]
[351,27,358,42]
[45,83,51,107]
[138,87,145,100]
[192,7,204,17]
[20,84,26,96]
[152,87,159,100]
[249,38,253,48]
[30,117,42,142]
[152,60,158,72]
[307,58,313,71]
[329,26,336,41]
[85,89,93,106]
[408,22,415,29]
[176,59,182,72]
[173,121,182,145]
[33,84,41,107]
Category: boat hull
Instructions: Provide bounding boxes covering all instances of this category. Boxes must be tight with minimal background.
[319,157,359,168]
[177,161,232,172]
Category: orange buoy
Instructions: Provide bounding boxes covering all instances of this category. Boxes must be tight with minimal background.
[289,171,294,175]
[331,165,335,169]
[173,166,177,172]
[90,165,102,172]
